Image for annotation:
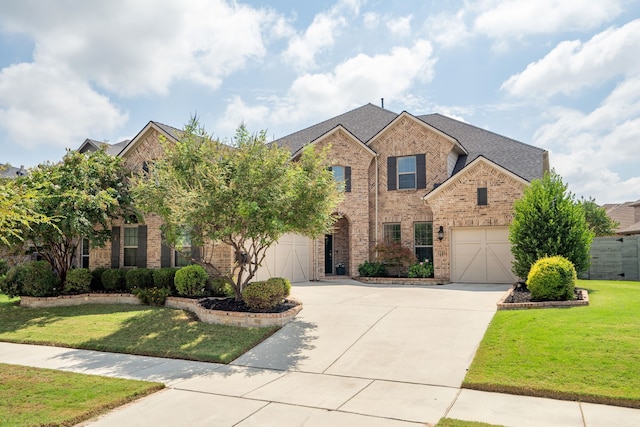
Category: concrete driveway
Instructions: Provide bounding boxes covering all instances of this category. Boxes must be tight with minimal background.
[83,280,509,426]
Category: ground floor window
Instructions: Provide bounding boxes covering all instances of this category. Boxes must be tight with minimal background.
[383,223,401,245]
[81,238,90,269]
[414,222,433,262]
[123,226,138,267]
[174,230,192,267]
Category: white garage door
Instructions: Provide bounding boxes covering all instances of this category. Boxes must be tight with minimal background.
[451,227,516,284]
[253,233,312,283]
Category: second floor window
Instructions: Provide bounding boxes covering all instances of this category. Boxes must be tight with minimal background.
[330,165,351,192]
[387,154,426,191]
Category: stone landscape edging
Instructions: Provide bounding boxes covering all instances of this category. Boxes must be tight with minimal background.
[19,293,302,328]
[496,286,589,310]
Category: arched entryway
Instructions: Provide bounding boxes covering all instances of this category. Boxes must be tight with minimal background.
[324,216,350,276]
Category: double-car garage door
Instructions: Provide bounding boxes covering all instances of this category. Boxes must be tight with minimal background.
[451,227,516,284]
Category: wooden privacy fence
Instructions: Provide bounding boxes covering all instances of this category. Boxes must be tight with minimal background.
[582,235,640,281]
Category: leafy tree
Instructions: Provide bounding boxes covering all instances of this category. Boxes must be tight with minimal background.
[509,171,594,279]
[10,149,134,284]
[0,176,51,245]
[132,118,342,301]
[577,197,618,236]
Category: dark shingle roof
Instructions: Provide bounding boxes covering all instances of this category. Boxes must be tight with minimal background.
[272,103,397,154]
[417,113,547,182]
[0,164,27,178]
[152,122,183,142]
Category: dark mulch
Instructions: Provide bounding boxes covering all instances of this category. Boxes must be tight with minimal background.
[198,297,299,314]
[504,282,585,304]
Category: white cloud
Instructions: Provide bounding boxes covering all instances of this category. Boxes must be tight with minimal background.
[386,15,412,38]
[0,63,128,149]
[474,0,623,40]
[425,10,471,48]
[282,0,362,71]
[533,76,640,203]
[363,12,380,29]
[502,19,640,98]
[0,0,277,96]
[218,39,436,134]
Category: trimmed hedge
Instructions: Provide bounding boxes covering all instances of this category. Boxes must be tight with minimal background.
[358,260,387,277]
[101,269,127,292]
[527,255,577,301]
[153,268,179,293]
[64,268,92,295]
[209,277,235,298]
[1,261,59,297]
[90,267,107,291]
[174,265,208,298]
[125,268,154,291]
[242,280,285,311]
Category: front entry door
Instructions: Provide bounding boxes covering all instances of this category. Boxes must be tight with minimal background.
[324,234,333,274]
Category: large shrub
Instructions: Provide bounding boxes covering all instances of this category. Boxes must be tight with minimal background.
[174,265,208,297]
[510,171,594,279]
[90,267,107,291]
[241,280,285,311]
[153,268,179,293]
[358,260,387,277]
[527,255,577,301]
[1,261,59,297]
[63,268,92,294]
[125,268,154,291]
[101,269,127,292]
[0,259,8,276]
[373,243,417,266]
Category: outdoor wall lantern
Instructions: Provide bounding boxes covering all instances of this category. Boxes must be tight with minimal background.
[437,226,444,241]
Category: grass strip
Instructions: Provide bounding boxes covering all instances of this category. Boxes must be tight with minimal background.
[0,363,163,426]
[0,294,278,364]
[464,280,640,408]
[437,419,504,427]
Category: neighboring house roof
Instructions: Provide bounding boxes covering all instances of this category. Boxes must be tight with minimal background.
[0,164,27,178]
[417,114,547,182]
[272,103,548,183]
[605,199,640,235]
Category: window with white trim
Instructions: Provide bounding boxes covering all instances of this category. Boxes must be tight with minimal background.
[414,222,433,262]
[397,156,417,189]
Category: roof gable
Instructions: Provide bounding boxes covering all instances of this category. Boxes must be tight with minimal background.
[117,121,181,158]
[272,103,397,154]
[291,124,377,159]
[424,155,529,202]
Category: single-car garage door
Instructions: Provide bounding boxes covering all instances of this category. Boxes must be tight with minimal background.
[254,233,312,283]
[451,227,516,283]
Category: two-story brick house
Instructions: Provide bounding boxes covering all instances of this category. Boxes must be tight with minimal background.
[273,103,549,283]
[80,103,548,284]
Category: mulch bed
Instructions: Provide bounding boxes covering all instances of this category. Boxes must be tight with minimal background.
[503,282,585,304]
[198,297,299,314]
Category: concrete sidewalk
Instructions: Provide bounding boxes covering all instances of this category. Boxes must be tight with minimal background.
[2,281,639,426]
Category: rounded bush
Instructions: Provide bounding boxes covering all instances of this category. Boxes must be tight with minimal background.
[125,268,154,291]
[90,267,107,291]
[209,277,235,297]
[267,277,291,297]
[2,261,59,297]
[64,268,92,295]
[242,280,285,311]
[358,260,386,277]
[526,255,577,301]
[101,269,127,292]
[153,268,179,293]
[174,265,208,297]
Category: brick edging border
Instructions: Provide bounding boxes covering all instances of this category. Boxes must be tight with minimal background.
[356,277,449,285]
[496,286,589,310]
[19,293,302,328]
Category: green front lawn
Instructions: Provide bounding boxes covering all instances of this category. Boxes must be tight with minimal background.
[464,280,640,407]
[0,363,162,426]
[0,294,278,363]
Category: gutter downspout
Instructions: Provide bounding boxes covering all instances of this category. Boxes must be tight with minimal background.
[375,154,379,245]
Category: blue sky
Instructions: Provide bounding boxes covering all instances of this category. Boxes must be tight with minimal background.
[1,0,639,204]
